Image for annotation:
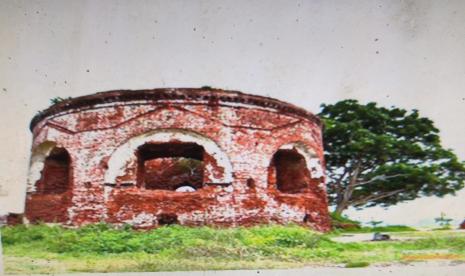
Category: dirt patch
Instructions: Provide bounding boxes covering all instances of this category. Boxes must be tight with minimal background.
[401,254,463,261]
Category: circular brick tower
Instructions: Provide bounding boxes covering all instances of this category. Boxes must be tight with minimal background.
[25,88,330,231]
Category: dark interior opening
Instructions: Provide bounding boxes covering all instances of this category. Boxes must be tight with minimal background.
[37,147,71,194]
[137,143,205,190]
[246,178,255,189]
[272,149,311,193]
[158,213,179,225]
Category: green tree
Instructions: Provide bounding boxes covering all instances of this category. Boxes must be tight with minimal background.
[368,220,383,228]
[319,99,465,215]
[434,212,453,228]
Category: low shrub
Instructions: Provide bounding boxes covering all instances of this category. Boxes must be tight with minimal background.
[330,212,361,230]
[345,261,370,268]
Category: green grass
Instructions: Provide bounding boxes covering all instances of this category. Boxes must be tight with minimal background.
[329,212,416,233]
[335,225,417,233]
[432,226,453,231]
[1,223,465,274]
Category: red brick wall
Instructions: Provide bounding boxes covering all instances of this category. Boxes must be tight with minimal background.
[25,89,331,231]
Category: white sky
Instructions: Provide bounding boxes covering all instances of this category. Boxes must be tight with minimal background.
[0,0,464,226]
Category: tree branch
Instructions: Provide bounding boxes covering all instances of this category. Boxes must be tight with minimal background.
[354,174,406,186]
[333,166,349,195]
[350,189,405,207]
[335,161,362,213]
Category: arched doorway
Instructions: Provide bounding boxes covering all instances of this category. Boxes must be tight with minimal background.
[271,149,311,193]
[136,142,205,191]
[36,147,71,194]
[104,129,233,187]
[269,142,324,193]
[26,142,72,223]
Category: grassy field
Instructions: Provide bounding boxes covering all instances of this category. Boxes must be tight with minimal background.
[1,223,465,274]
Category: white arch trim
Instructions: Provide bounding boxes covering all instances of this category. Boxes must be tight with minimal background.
[104,129,234,184]
[278,142,324,178]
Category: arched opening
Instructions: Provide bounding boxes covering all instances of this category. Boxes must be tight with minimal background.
[137,142,205,190]
[36,147,71,194]
[25,144,72,224]
[104,129,233,187]
[270,149,312,193]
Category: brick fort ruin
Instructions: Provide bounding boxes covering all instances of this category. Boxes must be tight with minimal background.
[25,88,330,231]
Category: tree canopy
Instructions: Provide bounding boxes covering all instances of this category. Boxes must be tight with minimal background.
[318,99,465,215]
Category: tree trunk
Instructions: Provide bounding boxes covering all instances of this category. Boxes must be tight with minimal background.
[333,163,361,216]
[334,202,348,216]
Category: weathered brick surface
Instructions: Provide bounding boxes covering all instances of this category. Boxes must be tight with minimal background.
[0,214,6,226]
[24,88,331,231]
